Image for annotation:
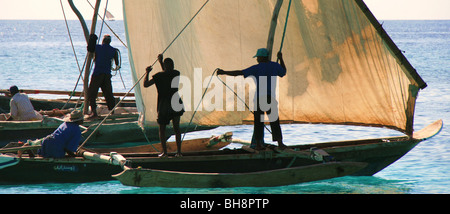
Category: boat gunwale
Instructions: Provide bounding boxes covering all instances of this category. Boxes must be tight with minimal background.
[105,135,420,164]
[11,134,417,163]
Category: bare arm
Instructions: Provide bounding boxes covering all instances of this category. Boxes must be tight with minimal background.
[277,52,287,77]
[158,54,164,70]
[113,50,119,66]
[217,69,244,76]
[143,66,155,88]
[277,52,286,72]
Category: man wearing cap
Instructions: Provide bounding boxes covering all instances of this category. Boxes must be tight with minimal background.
[7,85,43,121]
[18,110,84,158]
[217,49,287,150]
[86,34,120,118]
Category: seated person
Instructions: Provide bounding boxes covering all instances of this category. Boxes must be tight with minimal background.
[18,110,84,158]
[7,85,43,121]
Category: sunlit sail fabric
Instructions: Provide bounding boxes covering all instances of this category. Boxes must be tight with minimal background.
[123,0,426,134]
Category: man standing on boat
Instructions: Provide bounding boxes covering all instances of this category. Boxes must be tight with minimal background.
[143,54,185,157]
[217,48,287,150]
[7,85,43,121]
[18,110,83,158]
[86,34,120,118]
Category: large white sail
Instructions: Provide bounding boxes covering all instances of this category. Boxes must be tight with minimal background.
[123,0,426,135]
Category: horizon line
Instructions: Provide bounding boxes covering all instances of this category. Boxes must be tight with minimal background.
[1,18,450,21]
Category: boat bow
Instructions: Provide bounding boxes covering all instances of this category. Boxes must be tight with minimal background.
[413,120,443,140]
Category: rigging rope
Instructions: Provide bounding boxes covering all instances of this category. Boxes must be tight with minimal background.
[279,0,292,53]
[216,74,272,134]
[86,0,127,48]
[111,49,127,89]
[181,68,218,143]
[60,0,88,110]
[212,1,293,135]
[97,0,109,43]
[180,0,290,140]
[77,0,212,152]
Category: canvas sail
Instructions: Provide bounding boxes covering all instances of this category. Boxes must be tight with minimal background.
[123,0,426,135]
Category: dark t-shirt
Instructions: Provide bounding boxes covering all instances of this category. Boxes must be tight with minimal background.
[152,70,184,124]
[242,61,286,97]
[93,44,117,76]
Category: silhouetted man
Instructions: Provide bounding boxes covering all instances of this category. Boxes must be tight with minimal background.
[218,48,287,150]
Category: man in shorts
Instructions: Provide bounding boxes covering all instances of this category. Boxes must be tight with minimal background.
[144,54,185,157]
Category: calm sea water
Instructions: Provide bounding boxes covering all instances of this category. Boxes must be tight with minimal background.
[0,20,448,194]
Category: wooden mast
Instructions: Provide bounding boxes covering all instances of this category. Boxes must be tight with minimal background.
[266,0,284,60]
[68,0,102,114]
[83,0,102,115]
[67,0,89,42]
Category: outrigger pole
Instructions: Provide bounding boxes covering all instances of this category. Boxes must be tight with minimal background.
[68,0,102,115]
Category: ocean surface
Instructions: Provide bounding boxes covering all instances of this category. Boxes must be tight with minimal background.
[0,20,448,194]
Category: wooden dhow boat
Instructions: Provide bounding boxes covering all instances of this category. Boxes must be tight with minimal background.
[0,89,136,113]
[0,0,443,187]
[0,106,140,147]
[0,132,233,184]
[0,120,441,184]
[109,0,443,187]
[113,162,368,188]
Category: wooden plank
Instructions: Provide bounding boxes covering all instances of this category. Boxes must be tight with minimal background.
[82,151,127,166]
[0,145,41,153]
[113,162,368,188]
[0,89,134,97]
[266,0,284,59]
[91,136,231,154]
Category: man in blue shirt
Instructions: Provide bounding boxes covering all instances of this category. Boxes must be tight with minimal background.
[18,110,83,158]
[87,34,119,118]
[217,48,287,150]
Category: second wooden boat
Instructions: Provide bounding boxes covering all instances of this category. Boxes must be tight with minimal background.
[113,162,368,188]
[90,132,233,153]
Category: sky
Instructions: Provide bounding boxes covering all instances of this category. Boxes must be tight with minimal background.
[0,0,449,20]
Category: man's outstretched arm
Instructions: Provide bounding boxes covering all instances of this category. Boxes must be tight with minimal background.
[217,69,243,76]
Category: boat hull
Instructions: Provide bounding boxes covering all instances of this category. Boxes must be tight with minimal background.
[0,120,143,147]
[292,137,421,176]
[121,136,422,176]
[0,157,120,184]
[0,137,422,184]
[0,94,136,113]
[113,162,367,188]
[0,120,442,184]
[0,119,216,147]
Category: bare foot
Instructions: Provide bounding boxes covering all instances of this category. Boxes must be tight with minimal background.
[158,153,168,158]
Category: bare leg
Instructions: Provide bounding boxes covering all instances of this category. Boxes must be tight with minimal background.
[172,116,182,157]
[276,139,287,149]
[158,124,168,157]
